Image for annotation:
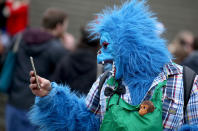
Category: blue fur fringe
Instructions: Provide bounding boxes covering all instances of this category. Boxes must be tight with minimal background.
[28,82,100,131]
[179,125,198,131]
[89,0,172,105]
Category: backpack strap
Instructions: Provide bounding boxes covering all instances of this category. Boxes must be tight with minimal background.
[183,66,196,122]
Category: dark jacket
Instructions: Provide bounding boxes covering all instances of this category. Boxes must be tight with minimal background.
[182,51,198,74]
[8,28,67,110]
[53,48,97,95]
[0,1,6,29]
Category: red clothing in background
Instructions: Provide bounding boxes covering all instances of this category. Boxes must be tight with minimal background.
[6,1,28,36]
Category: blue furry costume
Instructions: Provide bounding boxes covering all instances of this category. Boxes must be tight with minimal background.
[29,0,198,130]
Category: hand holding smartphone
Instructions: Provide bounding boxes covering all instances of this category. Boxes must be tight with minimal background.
[30,56,41,89]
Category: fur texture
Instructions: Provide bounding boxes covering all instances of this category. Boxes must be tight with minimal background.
[89,0,172,105]
[28,82,100,131]
[28,1,197,130]
[179,125,198,131]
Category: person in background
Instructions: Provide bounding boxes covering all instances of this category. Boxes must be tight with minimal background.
[0,0,7,31]
[5,8,68,131]
[182,36,198,73]
[0,0,10,70]
[61,31,76,51]
[0,35,5,66]
[49,10,76,51]
[0,33,8,70]
[53,28,99,95]
[5,0,29,36]
[168,30,194,64]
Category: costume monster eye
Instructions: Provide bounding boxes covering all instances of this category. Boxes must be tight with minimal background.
[102,42,109,49]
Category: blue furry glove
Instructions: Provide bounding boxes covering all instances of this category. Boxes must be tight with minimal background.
[179,125,198,131]
[28,82,100,131]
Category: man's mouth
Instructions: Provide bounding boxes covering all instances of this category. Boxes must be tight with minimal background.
[99,59,113,65]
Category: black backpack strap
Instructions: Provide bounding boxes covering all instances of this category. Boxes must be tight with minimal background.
[183,66,196,122]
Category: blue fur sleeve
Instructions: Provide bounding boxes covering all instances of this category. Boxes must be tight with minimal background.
[28,82,100,131]
[179,125,198,131]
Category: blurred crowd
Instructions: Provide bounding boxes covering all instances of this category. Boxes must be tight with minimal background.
[0,0,99,131]
[0,0,198,131]
[168,30,198,73]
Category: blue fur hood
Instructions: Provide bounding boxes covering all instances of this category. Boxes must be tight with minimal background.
[89,0,172,105]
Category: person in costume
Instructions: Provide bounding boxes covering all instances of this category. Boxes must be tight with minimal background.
[29,0,198,130]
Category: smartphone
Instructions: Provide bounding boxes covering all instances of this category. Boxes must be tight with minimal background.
[30,56,41,89]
